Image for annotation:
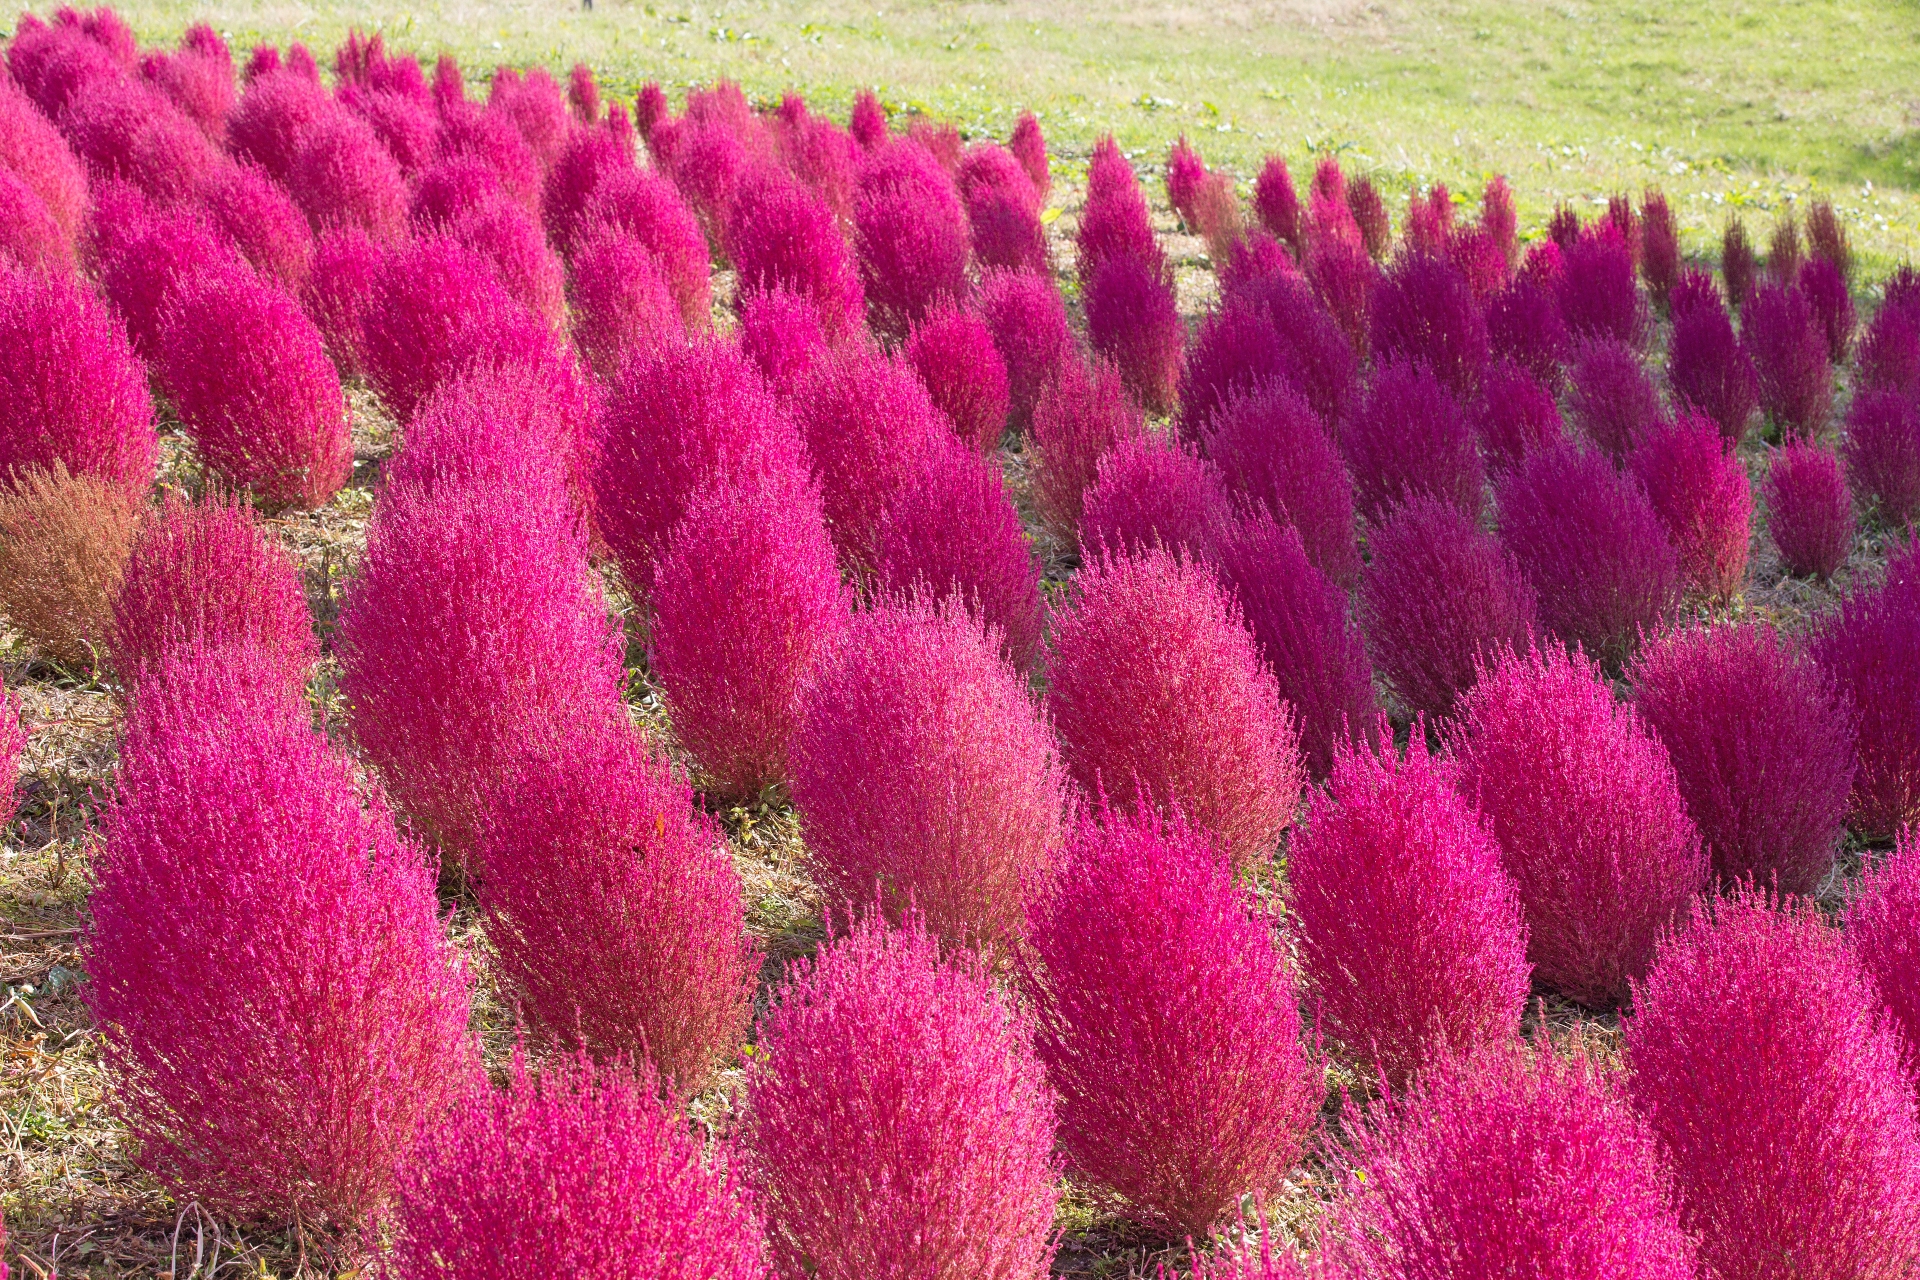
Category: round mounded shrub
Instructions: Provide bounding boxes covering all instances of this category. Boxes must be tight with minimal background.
[360,235,523,422]
[1341,358,1484,523]
[1848,831,1920,1072]
[1809,546,1920,839]
[904,301,1011,452]
[1566,338,1661,461]
[1667,281,1758,443]
[1475,358,1566,476]
[284,110,408,243]
[1368,250,1489,399]
[1844,388,1920,529]
[1628,412,1753,602]
[1487,277,1572,393]
[304,226,385,376]
[580,165,712,330]
[1558,226,1643,347]
[1452,644,1707,1008]
[728,169,864,340]
[1203,378,1360,585]
[977,268,1076,429]
[566,225,680,380]
[737,286,831,397]
[1085,251,1184,416]
[854,141,970,341]
[0,462,140,667]
[1763,440,1854,580]
[1080,431,1233,562]
[1028,357,1147,542]
[1744,281,1832,438]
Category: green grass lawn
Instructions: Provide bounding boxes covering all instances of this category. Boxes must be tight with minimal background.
[61,0,1920,277]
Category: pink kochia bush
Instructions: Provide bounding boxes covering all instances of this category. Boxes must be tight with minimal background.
[388,1053,768,1280]
[580,166,711,330]
[1626,889,1920,1278]
[0,686,23,833]
[1368,250,1490,399]
[1085,252,1184,416]
[650,459,848,800]
[978,268,1076,428]
[1047,547,1304,871]
[84,643,474,1228]
[1631,622,1855,894]
[1080,431,1233,561]
[198,161,314,292]
[0,264,156,496]
[727,170,864,340]
[109,493,316,694]
[1497,443,1680,668]
[360,236,523,423]
[1666,274,1758,442]
[1744,281,1833,438]
[1342,359,1484,523]
[1558,227,1644,347]
[745,909,1059,1280]
[789,596,1066,953]
[157,263,352,512]
[1022,809,1318,1236]
[1809,545,1920,839]
[1764,441,1854,579]
[1315,1046,1698,1279]
[1567,338,1661,460]
[855,141,970,341]
[1361,495,1541,720]
[1844,388,1920,529]
[1848,832,1920,1072]
[566,226,679,379]
[737,286,830,396]
[1474,358,1565,475]
[1291,731,1531,1086]
[1076,135,1160,292]
[95,191,239,358]
[473,716,758,1096]
[1028,356,1147,539]
[1203,379,1360,585]
[304,226,385,376]
[904,301,1011,451]
[1629,412,1754,601]
[1453,644,1707,1007]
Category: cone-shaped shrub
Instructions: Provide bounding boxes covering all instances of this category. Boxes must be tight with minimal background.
[1567,338,1661,460]
[1076,134,1160,291]
[0,265,156,496]
[1849,832,1920,1073]
[1744,282,1832,438]
[1339,175,1383,260]
[1080,431,1234,561]
[1631,622,1854,894]
[1858,303,1920,398]
[1022,808,1317,1236]
[361,235,523,422]
[1768,215,1804,282]
[1627,888,1920,1278]
[1307,234,1376,359]
[304,225,383,376]
[567,226,679,380]
[1178,304,1287,442]
[110,492,315,694]
[652,459,848,800]
[1668,284,1759,443]
[959,145,1047,274]
[446,194,566,328]
[1764,441,1853,579]
[1800,255,1855,363]
[0,462,139,666]
[474,717,758,1095]
[1203,378,1359,585]
[848,89,887,149]
[1640,190,1679,307]
[1164,135,1205,228]
[978,268,1075,429]
[284,111,407,242]
[1342,359,1484,523]
[0,165,69,272]
[790,596,1066,952]
[1086,252,1184,416]
[85,641,474,1227]
[1809,551,1920,839]
[1316,1046,1698,1279]
[62,77,221,203]
[1215,510,1376,781]
[1559,227,1644,347]
[1497,443,1681,669]
[486,67,571,168]
[1361,495,1541,720]
[1722,216,1757,307]
[874,437,1045,673]
[788,346,947,569]
[198,160,312,291]
[542,110,635,255]
[1225,238,1365,429]
[1009,112,1048,198]
[343,85,438,175]
[389,1052,767,1280]
[1292,732,1531,1085]
[745,909,1058,1280]
[1452,644,1706,1007]
[1629,413,1753,601]
[436,105,542,215]
[227,62,334,182]
[1475,358,1565,475]
[1252,155,1304,257]
[1845,388,1920,529]
[904,301,1010,451]
[1047,546,1303,870]
[95,192,240,359]
[157,263,352,512]
[855,141,969,341]
[728,169,863,340]
[1486,276,1572,392]
[1369,250,1489,399]
[1028,356,1147,540]
[737,286,830,397]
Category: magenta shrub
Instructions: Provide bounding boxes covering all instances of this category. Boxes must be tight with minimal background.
[1566,338,1661,460]
[1558,226,1644,347]
[284,111,408,242]
[1763,440,1854,579]
[1202,378,1360,585]
[1085,252,1184,416]
[855,141,970,341]
[978,268,1076,428]
[198,161,313,291]
[0,79,89,245]
[1496,443,1681,668]
[1080,430,1233,561]
[1252,154,1303,257]
[84,641,474,1227]
[542,111,635,256]
[1485,277,1572,392]
[1047,546,1304,871]
[1626,888,1920,1278]
[474,716,757,1094]
[737,286,830,397]
[362,235,522,421]
[1475,358,1565,474]
[579,165,710,329]
[848,88,887,150]
[62,77,221,203]
[1009,111,1048,197]
[110,492,316,694]
[959,144,1047,274]
[1844,388,1920,528]
[1809,548,1920,838]
[1291,733,1530,1085]
[96,194,239,358]
[745,909,1058,1280]
[1361,495,1541,720]
[1191,269,1360,436]
[436,105,542,215]
[1667,284,1759,443]
[1858,303,1920,398]
[1848,832,1920,1072]
[0,263,156,497]
[0,165,70,272]
[1164,134,1205,228]
[1022,808,1317,1236]
[1342,359,1484,523]
[341,84,439,175]
[1028,356,1147,539]
[1317,1046,1697,1279]
[1349,176,1391,260]
[1368,250,1489,399]
[1628,412,1753,601]
[1179,302,1295,444]
[1800,255,1856,363]
[486,65,571,169]
[157,263,352,512]
[1640,190,1679,306]
[904,301,1011,450]
[445,195,567,327]
[1452,644,1706,1007]
[1630,621,1855,893]
[1744,281,1832,438]
[728,169,863,340]
[567,226,679,380]
[303,225,384,376]
[227,60,334,182]
[1077,134,1161,292]
[140,24,232,138]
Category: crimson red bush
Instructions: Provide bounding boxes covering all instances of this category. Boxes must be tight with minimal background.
[1629,412,1754,601]
[1764,440,1854,580]
[904,301,1011,451]
[1028,356,1146,540]
[1202,378,1359,585]
[1342,358,1484,523]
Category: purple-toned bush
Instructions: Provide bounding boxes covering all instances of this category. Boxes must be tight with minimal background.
[1009,111,1048,198]
[579,165,710,330]
[978,268,1076,429]
[1316,1046,1697,1278]
[1559,226,1644,347]
[1475,358,1565,475]
[197,160,312,291]
[303,225,383,377]
[1214,511,1376,780]
[737,286,830,397]
[1806,199,1852,279]
[1309,156,1359,244]
[874,436,1045,673]
[1342,359,1484,523]
[745,909,1058,1280]
[904,301,1011,451]
[361,235,526,423]
[1485,276,1572,392]
[1638,189,1679,307]
[1452,644,1705,1007]
[1306,234,1376,359]
[727,169,863,340]
[1809,547,1920,839]
[1202,378,1359,585]
[110,493,316,693]
[474,716,757,1094]
[0,686,21,833]
[1667,286,1759,443]
[1566,338,1661,460]
[284,111,407,243]
[567,226,678,380]
[389,1053,766,1280]
[0,264,156,497]
[1077,134,1161,291]
[1849,831,1920,1072]
[85,642,474,1227]
[1722,215,1756,307]
[1799,255,1855,363]
[1362,495,1540,720]
[1080,431,1234,561]
[1744,281,1832,438]
[792,595,1064,952]
[1023,808,1316,1235]
[96,194,240,358]
[1768,215,1804,283]
[1626,888,1920,1279]
[1047,546,1303,871]
[1368,250,1488,399]
[1085,252,1184,416]
[1763,440,1854,579]
[1858,303,1920,398]
[1846,388,1920,528]
[1028,356,1147,540]
[157,263,352,512]
[1631,622,1854,894]
[1179,300,1304,444]
[0,80,88,245]
[958,144,1047,274]
[543,110,635,255]
[1344,175,1388,260]
[62,77,221,203]
[1497,443,1681,668]
[855,141,970,341]
[1292,730,1530,1084]
[1252,154,1303,257]
[1629,413,1753,601]
[848,88,887,150]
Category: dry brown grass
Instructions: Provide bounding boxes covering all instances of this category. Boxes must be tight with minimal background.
[0,466,142,672]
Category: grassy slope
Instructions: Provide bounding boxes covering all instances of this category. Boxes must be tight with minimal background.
[72,0,1920,273]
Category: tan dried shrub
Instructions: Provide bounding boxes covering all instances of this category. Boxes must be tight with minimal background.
[0,462,141,666]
